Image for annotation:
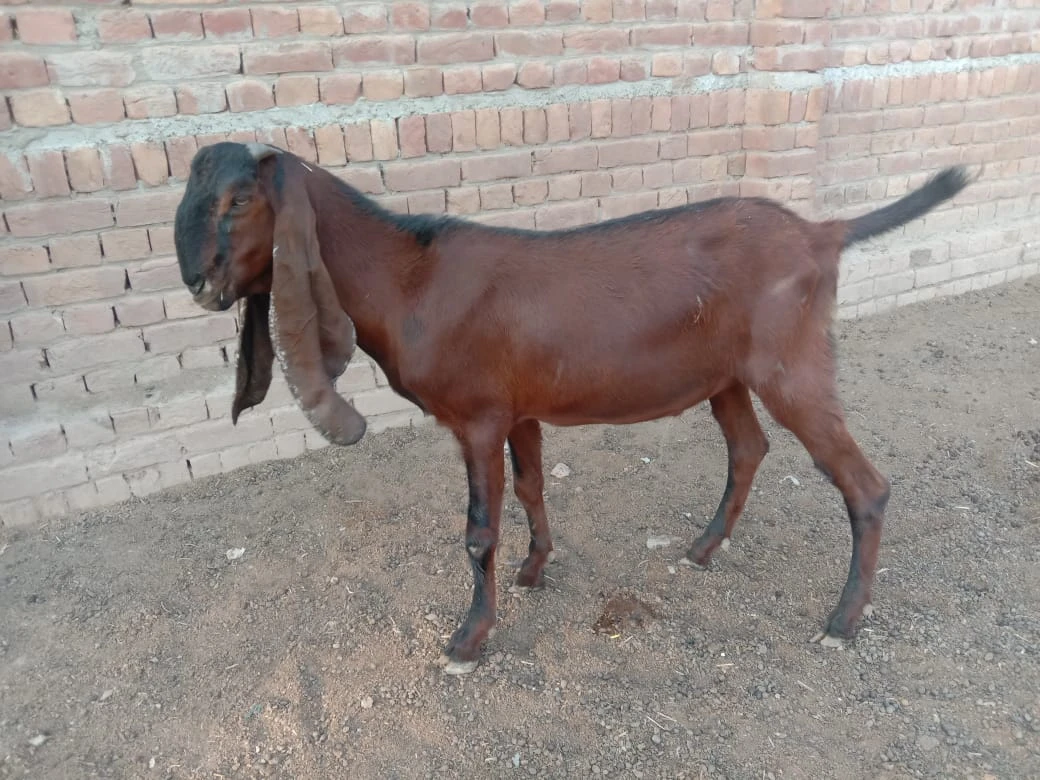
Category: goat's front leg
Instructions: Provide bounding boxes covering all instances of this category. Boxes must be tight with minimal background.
[506,419,555,592]
[442,423,507,675]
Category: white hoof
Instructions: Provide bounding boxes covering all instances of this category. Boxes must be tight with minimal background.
[509,584,532,596]
[546,549,557,563]
[678,557,706,570]
[719,538,731,551]
[810,631,845,649]
[442,659,479,675]
[862,603,874,618]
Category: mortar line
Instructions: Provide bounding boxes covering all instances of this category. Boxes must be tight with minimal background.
[5,52,1040,153]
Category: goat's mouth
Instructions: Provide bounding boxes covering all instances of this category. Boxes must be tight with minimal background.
[193,279,236,312]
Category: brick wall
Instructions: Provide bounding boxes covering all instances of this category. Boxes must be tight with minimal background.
[1,1,1038,528]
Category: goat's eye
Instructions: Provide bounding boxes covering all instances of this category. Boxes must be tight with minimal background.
[232,194,250,208]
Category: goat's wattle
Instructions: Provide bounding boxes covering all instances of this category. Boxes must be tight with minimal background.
[173,142,974,674]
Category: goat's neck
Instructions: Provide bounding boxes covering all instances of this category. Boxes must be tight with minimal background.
[306,170,418,358]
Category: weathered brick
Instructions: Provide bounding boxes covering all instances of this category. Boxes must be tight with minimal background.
[462,151,532,182]
[363,70,404,101]
[299,5,343,36]
[127,257,181,293]
[124,85,178,119]
[483,63,517,91]
[0,153,32,200]
[25,150,69,198]
[418,33,495,64]
[10,311,65,347]
[443,65,483,94]
[274,74,319,107]
[244,41,332,74]
[98,10,152,43]
[48,234,103,270]
[7,199,113,239]
[251,7,300,37]
[0,246,48,277]
[138,45,242,80]
[150,10,204,40]
[535,200,597,230]
[404,66,443,97]
[384,159,460,191]
[524,109,548,143]
[176,82,228,114]
[314,125,347,165]
[343,4,388,33]
[533,145,599,174]
[0,454,88,503]
[475,109,501,149]
[548,174,582,200]
[0,346,44,382]
[131,142,170,186]
[588,56,621,83]
[176,414,273,455]
[371,119,399,160]
[517,61,553,89]
[46,51,134,89]
[63,303,117,336]
[63,414,117,449]
[598,137,660,167]
[471,1,509,27]
[398,116,427,158]
[514,179,549,206]
[143,316,237,355]
[10,89,70,127]
[0,52,49,89]
[16,8,77,45]
[320,73,362,105]
[334,34,416,65]
[48,330,145,373]
[202,7,252,39]
[101,229,151,263]
[115,190,182,228]
[353,387,419,417]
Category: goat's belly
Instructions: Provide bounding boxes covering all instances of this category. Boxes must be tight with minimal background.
[527,367,726,427]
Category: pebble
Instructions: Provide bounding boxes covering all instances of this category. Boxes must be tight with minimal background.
[550,463,571,478]
[646,535,673,550]
[917,735,940,752]
[360,696,374,709]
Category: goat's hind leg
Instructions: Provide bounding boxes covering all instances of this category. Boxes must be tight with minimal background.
[441,421,508,675]
[681,383,769,569]
[506,419,555,593]
[756,373,890,645]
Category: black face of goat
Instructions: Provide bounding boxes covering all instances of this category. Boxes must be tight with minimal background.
[173,141,277,312]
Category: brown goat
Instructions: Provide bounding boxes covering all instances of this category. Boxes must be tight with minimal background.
[174,141,971,674]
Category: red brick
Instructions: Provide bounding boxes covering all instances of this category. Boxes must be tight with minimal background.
[320,73,361,105]
[548,0,582,21]
[498,30,563,56]
[651,52,682,76]
[461,151,532,182]
[418,113,448,154]
[201,8,251,39]
[66,89,123,125]
[114,295,165,327]
[471,2,509,27]
[10,89,70,128]
[343,4,387,33]
[620,57,647,81]
[616,0,647,19]
[22,267,124,309]
[583,0,614,22]
[511,0,546,23]
[444,65,483,94]
[148,226,175,255]
[564,28,628,52]
[144,316,236,355]
[535,200,597,230]
[343,123,374,162]
[744,89,790,125]
[97,10,152,43]
[126,257,181,293]
[397,116,426,158]
[404,67,443,97]
[611,168,643,191]
[165,136,199,180]
[227,80,274,112]
[523,109,547,144]
[48,233,102,269]
[516,61,552,89]
[514,179,549,205]
[138,45,241,80]
[546,104,570,142]
[7,198,112,239]
[450,111,476,152]
[448,187,480,214]
[16,8,76,45]
[299,5,342,36]
[475,109,501,149]
[650,96,671,131]
[115,190,181,229]
[599,137,659,167]
[131,142,169,187]
[591,100,612,137]
[741,125,794,151]
[392,2,430,30]
[482,63,516,91]
[285,128,318,163]
[480,183,513,210]
[418,33,495,64]
[313,125,346,166]
[432,4,469,29]
[245,42,333,74]
[363,70,404,101]
[408,191,446,214]
[632,23,692,46]
[610,99,632,137]
[371,120,398,160]
[0,52,48,89]
[46,51,134,88]
[556,59,588,84]
[501,108,524,146]
[334,35,416,65]
[275,74,319,107]
[533,145,598,174]
[251,7,299,37]
[101,146,137,191]
[149,10,203,40]
[588,57,621,83]
[383,159,460,192]
[175,83,227,115]
[63,302,117,336]
[124,86,177,119]
[29,151,70,197]
[0,245,48,276]
[337,166,384,195]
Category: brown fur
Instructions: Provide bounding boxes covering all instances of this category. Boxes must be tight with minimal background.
[173,142,972,673]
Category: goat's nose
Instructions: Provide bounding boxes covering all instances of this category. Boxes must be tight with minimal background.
[188,278,205,295]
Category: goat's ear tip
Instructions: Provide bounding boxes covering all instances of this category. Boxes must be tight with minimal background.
[245,142,282,162]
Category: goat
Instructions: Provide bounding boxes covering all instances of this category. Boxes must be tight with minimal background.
[174,141,972,674]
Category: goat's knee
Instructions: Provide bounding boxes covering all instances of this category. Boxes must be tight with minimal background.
[465,528,497,563]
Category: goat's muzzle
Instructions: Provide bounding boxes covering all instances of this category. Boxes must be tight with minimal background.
[193,281,235,312]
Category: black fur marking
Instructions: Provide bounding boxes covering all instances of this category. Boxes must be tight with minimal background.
[508,444,523,478]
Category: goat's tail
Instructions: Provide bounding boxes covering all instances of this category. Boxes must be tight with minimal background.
[841,166,975,249]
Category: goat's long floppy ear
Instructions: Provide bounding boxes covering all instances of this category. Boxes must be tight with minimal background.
[266,158,367,446]
[231,294,273,424]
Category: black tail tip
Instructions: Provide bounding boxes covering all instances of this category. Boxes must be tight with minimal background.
[929,165,975,199]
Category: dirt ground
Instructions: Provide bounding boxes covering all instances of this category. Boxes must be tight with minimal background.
[1,277,1038,780]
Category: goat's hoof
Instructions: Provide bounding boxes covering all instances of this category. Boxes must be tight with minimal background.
[440,657,479,676]
[509,584,534,596]
[862,602,874,618]
[810,631,846,649]
[546,549,557,563]
[678,556,706,570]
[719,537,731,551]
